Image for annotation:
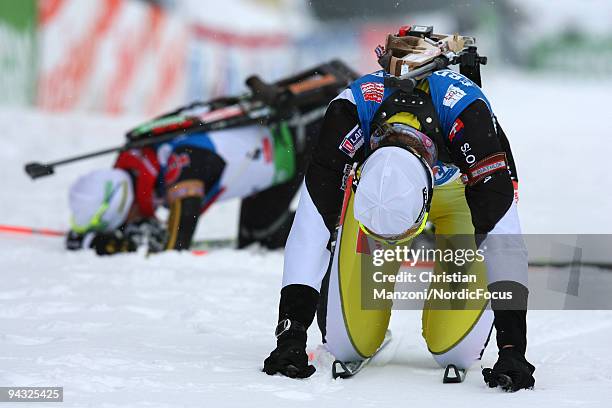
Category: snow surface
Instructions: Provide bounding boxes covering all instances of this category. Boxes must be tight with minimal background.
[1,73,612,407]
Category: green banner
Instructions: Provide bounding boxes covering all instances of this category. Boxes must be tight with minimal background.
[527,31,612,76]
[0,0,37,105]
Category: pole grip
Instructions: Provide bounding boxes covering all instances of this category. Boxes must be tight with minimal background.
[24,162,55,179]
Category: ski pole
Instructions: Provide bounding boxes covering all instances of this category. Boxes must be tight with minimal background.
[0,223,226,256]
[0,223,236,249]
[25,145,128,179]
[24,104,269,180]
[0,224,65,237]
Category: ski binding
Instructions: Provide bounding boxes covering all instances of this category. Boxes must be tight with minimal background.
[443,364,466,383]
[331,331,392,379]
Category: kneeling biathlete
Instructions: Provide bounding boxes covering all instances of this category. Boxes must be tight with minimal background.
[67,123,308,254]
[264,25,535,392]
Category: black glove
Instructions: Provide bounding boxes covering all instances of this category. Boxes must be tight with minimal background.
[90,230,138,255]
[124,219,168,254]
[263,285,319,379]
[66,230,89,251]
[263,320,315,378]
[483,347,535,392]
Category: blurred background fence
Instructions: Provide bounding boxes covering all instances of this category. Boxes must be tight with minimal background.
[2,0,612,115]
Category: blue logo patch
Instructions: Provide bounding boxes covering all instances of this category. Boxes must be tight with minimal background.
[433,161,460,186]
[339,125,364,158]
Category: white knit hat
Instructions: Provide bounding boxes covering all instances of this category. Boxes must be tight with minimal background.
[69,169,134,233]
[354,146,430,237]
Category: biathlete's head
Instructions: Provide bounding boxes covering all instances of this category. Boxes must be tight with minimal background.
[68,169,135,234]
[353,113,435,245]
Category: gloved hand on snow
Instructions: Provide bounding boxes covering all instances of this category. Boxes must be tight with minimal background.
[88,230,138,256]
[482,347,535,392]
[263,320,316,379]
[263,340,316,378]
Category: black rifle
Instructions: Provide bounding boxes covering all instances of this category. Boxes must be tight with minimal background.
[384,44,487,92]
[25,60,358,179]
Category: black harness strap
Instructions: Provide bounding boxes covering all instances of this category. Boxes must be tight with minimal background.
[370,87,452,163]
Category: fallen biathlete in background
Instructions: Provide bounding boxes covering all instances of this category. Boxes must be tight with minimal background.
[24,61,358,255]
[263,26,535,392]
